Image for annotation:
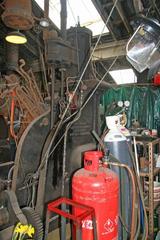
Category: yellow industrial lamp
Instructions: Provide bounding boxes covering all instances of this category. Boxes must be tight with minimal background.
[5,31,27,44]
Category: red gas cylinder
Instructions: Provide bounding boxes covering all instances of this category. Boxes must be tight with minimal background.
[72,151,119,240]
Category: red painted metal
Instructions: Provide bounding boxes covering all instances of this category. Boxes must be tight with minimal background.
[47,197,95,225]
[153,73,160,86]
[2,0,34,30]
[72,151,119,240]
[46,197,97,240]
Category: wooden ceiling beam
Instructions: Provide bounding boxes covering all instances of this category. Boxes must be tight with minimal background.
[93,39,128,61]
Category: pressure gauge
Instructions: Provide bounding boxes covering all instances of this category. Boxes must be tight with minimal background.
[117,101,123,107]
[124,101,130,107]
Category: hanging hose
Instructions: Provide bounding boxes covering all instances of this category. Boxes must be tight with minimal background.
[92,129,147,239]
[94,122,149,240]
[127,143,148,240]
[61,111,82,196]
[105,150,148,240]
[104,160,136,240]
[134,197,141,240]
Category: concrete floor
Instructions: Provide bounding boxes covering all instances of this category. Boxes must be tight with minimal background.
[47,224,71,240]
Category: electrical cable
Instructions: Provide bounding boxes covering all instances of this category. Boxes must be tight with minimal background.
[7,165,14,181]
[91,60,102,80]
[92,129,140,238]
[66,9,99,89]
[31,182,36,208]
[93,129,146,239]
[81,0,94,19]
[134,197,141,240]
[62,0,118,118]
[0,83,19,88]
[36,0,119,174]
[80,56,118,111]
[49,0,60,15]
[119,213,131,234]
[61,110,82,196]
[99,61,117,83]
[66,76,78,96]
[43,56,117,161]
[75,25,80,72]
[150,0,160,18]
[0,98,9,109]
[37,55,117,168]
[7,165,14,189]
[39,49,50,98]
[38,90,83,171]
[67,0,77,23]
[0,1,5,9]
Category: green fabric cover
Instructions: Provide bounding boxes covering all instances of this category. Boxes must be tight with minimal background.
[101,86,160,130]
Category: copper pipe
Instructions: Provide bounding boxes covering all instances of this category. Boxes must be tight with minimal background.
[104,161,136,240]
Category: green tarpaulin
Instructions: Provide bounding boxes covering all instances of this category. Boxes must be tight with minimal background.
[101,86,160,130]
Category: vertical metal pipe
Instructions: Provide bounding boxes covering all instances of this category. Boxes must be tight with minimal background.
[44,210,50,240]
[51,66,55,129]
[39,50,50,98]
[6,43,19,71]
[60,203,66,240]
[76,227,82,240]
[92,95,97,132]
[60,68,66,98]
[60,0,67,40]
[44,0,49,18]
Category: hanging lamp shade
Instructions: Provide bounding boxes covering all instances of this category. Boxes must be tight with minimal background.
[126,17,160,73]
[5,31,27,44]
[2,0,34,30]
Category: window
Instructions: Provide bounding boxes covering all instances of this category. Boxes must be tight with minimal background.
[35,0,109,36]
[109,69,137,85]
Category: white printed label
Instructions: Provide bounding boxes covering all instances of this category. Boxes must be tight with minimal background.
[82,220,93,230]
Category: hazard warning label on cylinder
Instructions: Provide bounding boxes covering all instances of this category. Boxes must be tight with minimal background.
[102,215,118,236]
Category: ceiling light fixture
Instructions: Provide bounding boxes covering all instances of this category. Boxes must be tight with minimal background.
[39,18,50,28]
[5,31,27,44]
